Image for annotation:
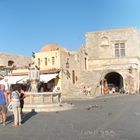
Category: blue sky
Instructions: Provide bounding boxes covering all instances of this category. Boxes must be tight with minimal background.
[0,0,140,56]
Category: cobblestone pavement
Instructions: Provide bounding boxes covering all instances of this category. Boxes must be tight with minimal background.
[0,94,140,140]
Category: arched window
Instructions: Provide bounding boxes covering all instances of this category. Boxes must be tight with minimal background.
[8,60,14,66]
[45,57,47,65]
[52,57,55,65]
[38,58,41,66]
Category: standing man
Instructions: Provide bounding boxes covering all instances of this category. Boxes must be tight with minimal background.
[0,84,7,126]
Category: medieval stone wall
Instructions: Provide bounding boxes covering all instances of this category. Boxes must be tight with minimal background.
[0,53,31,67]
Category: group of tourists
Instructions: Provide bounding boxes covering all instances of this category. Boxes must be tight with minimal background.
[0,83,26,127]
[82,85,91,96]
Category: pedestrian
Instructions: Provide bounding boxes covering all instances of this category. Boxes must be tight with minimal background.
[87,86,91,96]
[11,86,21,127]
[82,86,87,95]
[20,88,26,117]
[0,84,8,126]
[3,78,10,93]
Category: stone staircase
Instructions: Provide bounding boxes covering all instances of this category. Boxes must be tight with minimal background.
[78,70,103,95]
[63,70,104,100]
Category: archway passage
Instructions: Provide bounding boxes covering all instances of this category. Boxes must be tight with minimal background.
[104,72,123,93]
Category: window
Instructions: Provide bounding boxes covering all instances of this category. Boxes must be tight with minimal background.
[52,57,55,65]
[8,60,14,66]
[114,43,125,57]
[38,58,40,66]
[66,58,69,68]
[45,57,47,65]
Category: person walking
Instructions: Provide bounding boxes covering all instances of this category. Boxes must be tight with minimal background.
[11,87,21,127]
[0,84,7,126]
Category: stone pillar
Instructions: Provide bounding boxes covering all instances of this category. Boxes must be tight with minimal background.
[30,80,39,92]
[29,69,40,92]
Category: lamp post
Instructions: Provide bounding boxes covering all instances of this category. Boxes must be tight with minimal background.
[128,66,132,74]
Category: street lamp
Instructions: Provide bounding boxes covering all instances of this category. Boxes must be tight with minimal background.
[128,66,133,74]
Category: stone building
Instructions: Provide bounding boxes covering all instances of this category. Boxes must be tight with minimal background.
[0,44,87,95]
[0,27,140,98]
[83,28,140,95]
[33,44,87,94]
[0,52,31,76]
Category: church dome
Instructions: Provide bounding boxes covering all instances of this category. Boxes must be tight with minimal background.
[40,44,68,52]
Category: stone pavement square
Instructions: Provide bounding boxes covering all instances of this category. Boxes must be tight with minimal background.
[0,95,140,140]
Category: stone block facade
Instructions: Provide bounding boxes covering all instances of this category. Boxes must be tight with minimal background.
[85,28,140,94]
[1,27,140,98]
[0,53,31,67]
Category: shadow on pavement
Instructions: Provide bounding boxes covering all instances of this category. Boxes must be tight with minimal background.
[6,114,13,124]
[22,109,38,124]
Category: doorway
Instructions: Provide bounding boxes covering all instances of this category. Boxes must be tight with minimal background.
[104,72,123,92]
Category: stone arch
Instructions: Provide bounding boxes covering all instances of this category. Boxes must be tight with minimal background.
[104,71,124,93]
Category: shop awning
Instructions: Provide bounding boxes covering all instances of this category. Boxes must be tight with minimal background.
[0,75,28,85]
[40,73,58,83]
[0,73,59,85]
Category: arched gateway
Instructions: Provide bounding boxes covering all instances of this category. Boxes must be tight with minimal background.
[104,72,123,93]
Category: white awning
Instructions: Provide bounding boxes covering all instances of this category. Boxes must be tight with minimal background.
[0,75,28,85]
[40,73,58,83]
[17,76,29,84]
[0,73,59,85]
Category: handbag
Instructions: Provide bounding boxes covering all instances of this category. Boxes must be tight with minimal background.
[7,102,13,111]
